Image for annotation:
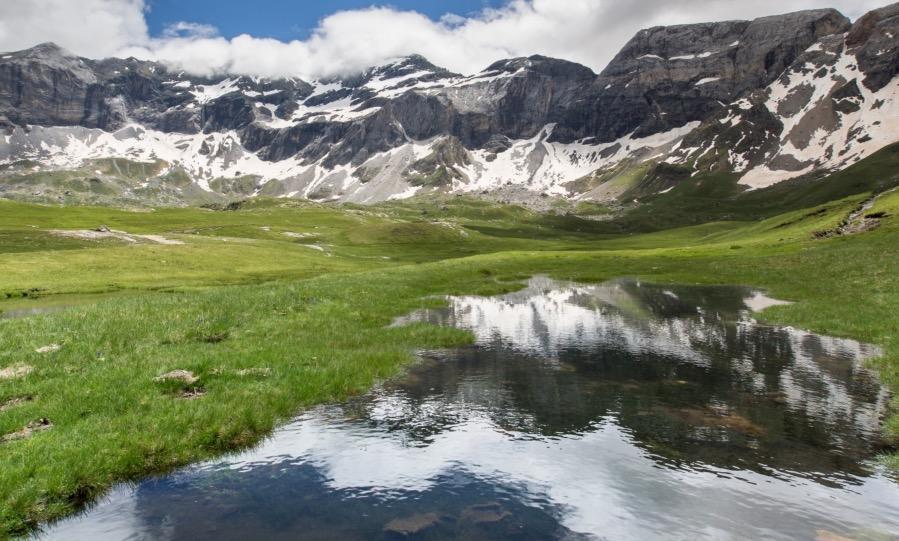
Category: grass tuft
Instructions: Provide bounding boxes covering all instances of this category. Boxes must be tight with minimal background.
[0,168,898,536]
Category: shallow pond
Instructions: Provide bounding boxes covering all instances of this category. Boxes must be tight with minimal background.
[37,277,898,540]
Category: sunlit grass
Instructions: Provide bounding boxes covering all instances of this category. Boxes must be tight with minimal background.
[0,186,897,536]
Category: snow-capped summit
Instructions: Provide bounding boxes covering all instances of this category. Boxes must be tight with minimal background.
[1,4,898,206]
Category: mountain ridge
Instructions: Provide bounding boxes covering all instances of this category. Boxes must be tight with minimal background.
[1,4,897,206]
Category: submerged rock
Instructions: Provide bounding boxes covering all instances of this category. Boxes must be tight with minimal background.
[815,531,857,541]
[460,503,511,525]
[653,405,767,437]
[383,512,448,537]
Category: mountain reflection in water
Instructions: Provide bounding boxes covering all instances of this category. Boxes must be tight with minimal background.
[38,277,898,541]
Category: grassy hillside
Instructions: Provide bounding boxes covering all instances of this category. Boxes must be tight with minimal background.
[611,142,899,232]
[0,196,628,298]
[0,167,898,536]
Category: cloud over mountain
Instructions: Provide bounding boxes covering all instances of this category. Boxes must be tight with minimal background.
[0,0,888,78]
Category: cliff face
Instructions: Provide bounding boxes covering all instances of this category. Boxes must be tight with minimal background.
[667,4,899,189]
[582,9,852,142]
[848,2,899,92]
[0,5,897,205]
[0,43,104,128]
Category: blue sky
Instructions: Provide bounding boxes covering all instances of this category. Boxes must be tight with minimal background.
[3,0,884,79]
[144,0,504,40]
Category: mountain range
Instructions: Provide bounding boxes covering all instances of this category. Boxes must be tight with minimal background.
[1,3,897,206]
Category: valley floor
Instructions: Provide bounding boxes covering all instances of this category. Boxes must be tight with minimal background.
[0,191,898,536]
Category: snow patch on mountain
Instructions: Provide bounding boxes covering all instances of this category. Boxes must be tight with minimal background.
[2,8,899,206]
[191,78,241,104]
[0,117,713,203]
[737,40,899,188]
[458,122,699,197]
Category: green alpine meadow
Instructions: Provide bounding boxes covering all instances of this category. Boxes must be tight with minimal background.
[3,2,899,538]
[1,145,898,535]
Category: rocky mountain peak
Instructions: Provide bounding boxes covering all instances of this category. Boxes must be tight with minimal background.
[749,7,849,34]
[385,54,451,75]
[15,41,69,58]
[0,5,897,207]
[846,2,899,91]
[341,55,458,89]
[3,41,89,75]
[603,8,850,82]
[583,7,853,143]
[847,2,899,46]
[484,55,596,80]
[604,20,749,75]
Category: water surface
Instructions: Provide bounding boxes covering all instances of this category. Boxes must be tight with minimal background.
[38,277,898,540]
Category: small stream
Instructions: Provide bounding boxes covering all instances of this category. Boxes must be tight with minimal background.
[37,277,898,540]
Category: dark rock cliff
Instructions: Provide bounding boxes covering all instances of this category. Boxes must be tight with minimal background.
[1,4,897,203]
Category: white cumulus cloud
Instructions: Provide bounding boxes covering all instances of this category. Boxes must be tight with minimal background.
[0,0,149,59]
[160,21,219,39]
[0,0,890,79]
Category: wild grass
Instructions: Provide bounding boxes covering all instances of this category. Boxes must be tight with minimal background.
[0,182,897,536]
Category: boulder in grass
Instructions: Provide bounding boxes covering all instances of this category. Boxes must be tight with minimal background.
[154,370,199,384]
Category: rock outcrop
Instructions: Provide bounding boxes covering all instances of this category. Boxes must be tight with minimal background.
[0,5,897,205]
[581,9,851,142]
[667,4,899,189]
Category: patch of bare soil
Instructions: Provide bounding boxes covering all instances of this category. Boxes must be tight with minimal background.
[154,370,199,384]
[0,396,34,412]
[815,188,895,238]
[35,344,61,354]
[1,418,52,443]
[839,211,888,235]
[177,387,207,400]
[49,227,184,245]
[0,364,33,380]
[235,367,271,377]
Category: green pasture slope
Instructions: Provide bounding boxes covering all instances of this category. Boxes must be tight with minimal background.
[0,147,898,536]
